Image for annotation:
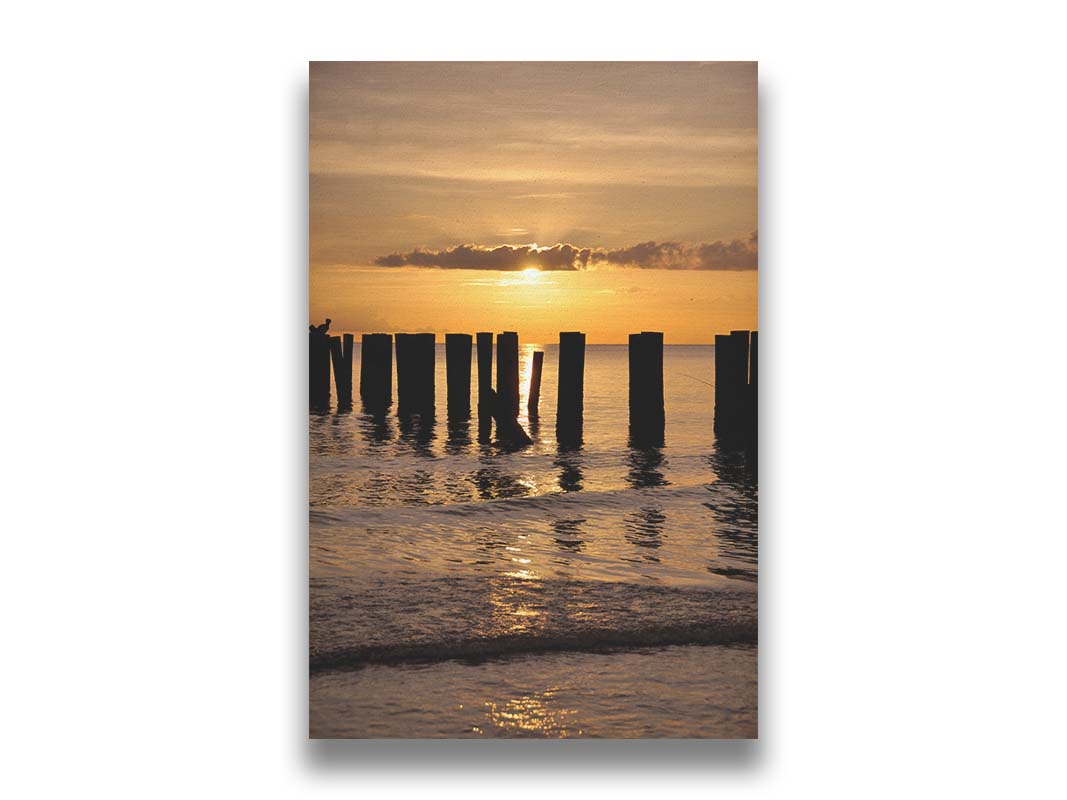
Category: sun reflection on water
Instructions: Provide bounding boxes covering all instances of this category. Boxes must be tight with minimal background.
[487,567,546,635]
[484,688,582,738]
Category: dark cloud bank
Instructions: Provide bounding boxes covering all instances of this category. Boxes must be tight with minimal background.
[375,232,758,271]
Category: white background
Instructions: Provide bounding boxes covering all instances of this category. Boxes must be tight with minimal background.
[2,1,1065,796]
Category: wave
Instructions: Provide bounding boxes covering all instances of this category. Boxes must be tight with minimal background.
[309,620,757,673]
[310,575,756,674]
[311,481,744,526]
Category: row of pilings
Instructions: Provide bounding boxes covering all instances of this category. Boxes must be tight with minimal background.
[310,328,758,448]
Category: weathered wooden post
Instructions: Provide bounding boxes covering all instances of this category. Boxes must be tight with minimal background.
[309,332,331,409]
[476,332,493,442]
[445,333,472,419]
[714,330,751,442]
[556,332,585,443]
[329,336,346,407]
[476,333,493,416]
[360,333,393,412]
[628,331,665,444]
[394,333,413,415]
[359,334,371,399]
[496,331,520,419]
[338,333,354,406]
[746,331,758,447]
[414,333,436,416]
[730,330,751,437]
[528,350,544,416]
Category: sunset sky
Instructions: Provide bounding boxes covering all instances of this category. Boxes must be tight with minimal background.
[310,62,757,343]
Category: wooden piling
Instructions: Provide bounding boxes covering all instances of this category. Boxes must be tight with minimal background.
[329,336,345,407]
[359,334,371,399]
[445,333,472,419]
[528,350,544,416]
[394,333,413,415]
[747,331,758,448]
[339,333,354,406]
[476,332,493,440]
[476,332,493,419]
[496,331,519,419]
[714,330,751,441]
[309,332,331,409]
[628,331,665,443]
[360,333,393,412]
[556,332,585,441]
[414,333,436,415]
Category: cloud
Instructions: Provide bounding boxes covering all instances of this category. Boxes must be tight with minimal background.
[374,233,757,271]
[374,243,592,271]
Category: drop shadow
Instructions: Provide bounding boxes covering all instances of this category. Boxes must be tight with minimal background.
[303,738,762,771]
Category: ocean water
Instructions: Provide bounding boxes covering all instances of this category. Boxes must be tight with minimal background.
[310,343,758,738]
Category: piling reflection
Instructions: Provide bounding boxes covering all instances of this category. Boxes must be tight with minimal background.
[397,413,436,458]
[624,506,667,559]
[358,411,394,447]
[554,443,585,493]
[470,443,533,500]
[527,413,540,443]
[702,440,758,581]
[445,418,472,455]
[551,518,586,552]
[624,443,669,562]
[626,444,669,489]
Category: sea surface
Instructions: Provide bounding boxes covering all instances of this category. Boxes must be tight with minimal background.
[310,343,758,738]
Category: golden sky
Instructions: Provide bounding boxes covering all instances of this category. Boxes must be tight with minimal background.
[310,62,757,343]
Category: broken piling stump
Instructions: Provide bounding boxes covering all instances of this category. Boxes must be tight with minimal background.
[528,350,544,416]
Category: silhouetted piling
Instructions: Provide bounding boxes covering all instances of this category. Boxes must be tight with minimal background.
[413,333,436,416]
[528,351,544,416]
[496,331,519,419]
[445,333,472,419]
[339,334,354,406]
[747,331,758,449]
[309,332,331,409]
[715,330,754,447]
[556,332,585,443]
[476,333,493,417]
[394,333,413,415]
[629,331,665,445]
[394,332,434,415]
[360,333,393,412]
[476,332,493,441]
[329,336,346,408]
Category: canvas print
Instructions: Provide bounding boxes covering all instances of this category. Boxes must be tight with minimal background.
[309,61,758,738]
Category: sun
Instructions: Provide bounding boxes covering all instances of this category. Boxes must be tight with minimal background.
[520,267,541,283]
